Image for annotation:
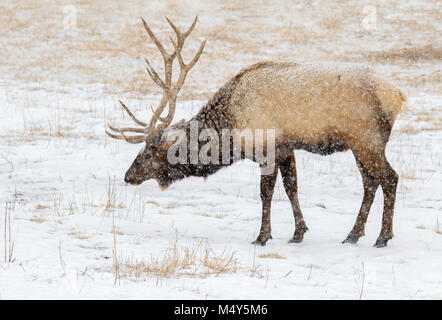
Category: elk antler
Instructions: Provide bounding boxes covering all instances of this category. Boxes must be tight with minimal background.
[106,16,206,144]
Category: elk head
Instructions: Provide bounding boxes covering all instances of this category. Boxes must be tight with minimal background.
[106,17,206,189]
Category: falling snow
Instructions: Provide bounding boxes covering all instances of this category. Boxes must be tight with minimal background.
[0,0,440,299]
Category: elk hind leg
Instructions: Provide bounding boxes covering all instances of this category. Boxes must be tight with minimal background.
[374,160,398,247]
[353,149,398,248]
[343,155,379,244]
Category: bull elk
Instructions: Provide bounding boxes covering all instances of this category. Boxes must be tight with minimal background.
[106,17,406,248]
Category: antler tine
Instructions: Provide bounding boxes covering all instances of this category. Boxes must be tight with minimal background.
[141,17,175,89]
[185,39,206,71]
[144,58,167,90]
[167,16,205,75]
[165,17,180,38]
[183,16,198,37]
[166,16,198,40]
[141,17,169,61]
[119,100,147,127]
[155,16,205,131]
[105,100,149,144]
[140,16,175,134]
[169,36,206,79]
[118,129,147,144]
[105,128,147,144]
[150,105,167,122]
[146,94,168,132]
[108,123,145,133]
[166,16,198,55]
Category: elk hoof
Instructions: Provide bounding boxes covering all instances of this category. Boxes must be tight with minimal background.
[289,226,308,243]
[342,237,358,244]
[373,234,393,248]
[373,242,387,248]
[252,234,272,246]
[342,233,361,244]
[343,228,365,244]
[288,236,302,243]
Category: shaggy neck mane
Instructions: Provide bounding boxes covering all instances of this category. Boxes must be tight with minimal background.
[176,83,237,179]
[193,84,234,134]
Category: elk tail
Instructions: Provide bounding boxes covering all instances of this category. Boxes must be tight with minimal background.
[374,77,407,122]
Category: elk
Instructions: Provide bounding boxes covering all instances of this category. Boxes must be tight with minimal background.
[106,17,406,248]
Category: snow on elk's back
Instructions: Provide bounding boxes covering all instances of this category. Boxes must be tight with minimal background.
[227,62,405,148]
[0,0,440,300]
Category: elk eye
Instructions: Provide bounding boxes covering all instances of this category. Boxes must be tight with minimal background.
[145,154,151,160]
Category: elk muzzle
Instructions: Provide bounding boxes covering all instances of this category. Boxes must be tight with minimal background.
[124,168,144,185]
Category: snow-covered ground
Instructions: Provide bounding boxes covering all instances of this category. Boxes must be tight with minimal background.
[0,0,440,299]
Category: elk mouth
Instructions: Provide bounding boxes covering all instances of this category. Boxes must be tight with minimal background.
[124,175,144,186]
[126,180,143,186]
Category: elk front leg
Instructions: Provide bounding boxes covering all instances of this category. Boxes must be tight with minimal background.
[279,151,308,243]
[343,156,380,244]
[252,165,279,246]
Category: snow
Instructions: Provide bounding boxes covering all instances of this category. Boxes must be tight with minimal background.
[0,0,441,300]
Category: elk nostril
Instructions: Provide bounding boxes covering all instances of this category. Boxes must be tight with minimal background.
[124,175,130,183]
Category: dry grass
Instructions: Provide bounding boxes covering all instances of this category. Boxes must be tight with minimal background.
[66,229,90,240]
[105,176,117,212]
[52,192,78,217]
[400,167,422,181]
[110,227,126,236]
[30,217,46,224]
[397,124,421,135]
[320,17,343,32]
[194,212,227,219]
[75,235,89,240]
[36,204,50,210]
[146,200,160,207]
[114,240,239,279]
[164,202,181,209]
[195,212,210,217]
[1,0,440,100]
[366,45,442,63]
[258,252,286,259]
[104,176,125,212]
[416,219,442,235]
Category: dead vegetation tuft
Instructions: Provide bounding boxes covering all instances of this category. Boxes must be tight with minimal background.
[114,240,239,279]
[258,252,286,259]
[30,217,46,224]
[104,176,125,212]
[36,204,50,210]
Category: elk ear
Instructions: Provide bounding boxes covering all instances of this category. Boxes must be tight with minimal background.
[159,129,187,150]
[171,119,185,128]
